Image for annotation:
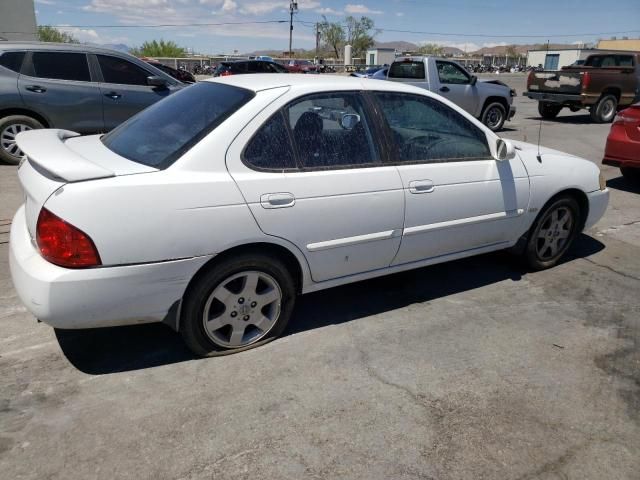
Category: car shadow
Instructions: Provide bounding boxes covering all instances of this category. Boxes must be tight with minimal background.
[525,114,594,124]
[606,175,640,194]
[55,234,604,375]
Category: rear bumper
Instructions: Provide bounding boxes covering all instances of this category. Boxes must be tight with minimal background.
[584,189,609,231]
[525,91,584,104]
[9,205,212,329]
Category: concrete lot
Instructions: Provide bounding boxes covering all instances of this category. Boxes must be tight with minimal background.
[1,74,638,480]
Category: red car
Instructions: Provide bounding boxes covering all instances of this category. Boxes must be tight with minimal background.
[603,103,640,181]
[285,59,317,73]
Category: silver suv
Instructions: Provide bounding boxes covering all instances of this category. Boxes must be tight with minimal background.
[0,42,182,164]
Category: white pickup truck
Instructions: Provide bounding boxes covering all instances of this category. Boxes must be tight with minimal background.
[386,56,516,131]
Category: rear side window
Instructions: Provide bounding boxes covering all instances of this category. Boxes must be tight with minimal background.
[243,112,296,170]
[388,61,425,79]
[0,51,26,73]
[32,52,90,81]
[97,55,150,85]
[102,82,254,169]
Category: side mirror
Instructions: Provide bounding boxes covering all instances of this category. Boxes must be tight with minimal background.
[340,113,361,130]
[470,75,478,86]
[147,75,168,87]
[496,138,516,161]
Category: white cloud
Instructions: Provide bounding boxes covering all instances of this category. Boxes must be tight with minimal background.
[316,7,341,15]
[57,25,129,45]
[344,4,382,15]
[35,0,56,5]
[221,0,237,12]
[395,12,404,17]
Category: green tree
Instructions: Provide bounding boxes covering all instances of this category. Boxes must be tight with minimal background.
[345,16,378,58]
[318,16,345,59]
[130,40,186,58]
[417,43,444,56]
[37,26,79,43]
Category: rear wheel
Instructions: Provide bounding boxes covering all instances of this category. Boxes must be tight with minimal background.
[180,253,296,356]
[538,102,562,119]
[590,94,617,123]
[621,167,640,182]
[524,196,581,270]
[0,115,43,165]
[481,102,506,131]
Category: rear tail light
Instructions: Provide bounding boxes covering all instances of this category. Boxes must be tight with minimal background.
[220,70,233,76]
[526,70,534,88]
[582,71,591,91]
[36,208,101,268]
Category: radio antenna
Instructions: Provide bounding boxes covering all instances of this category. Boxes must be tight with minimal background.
[536,40,550,163]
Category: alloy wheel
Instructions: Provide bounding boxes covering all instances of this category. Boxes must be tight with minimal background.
[535,206,574,260]
[201,270,282,348]
[0,123,32,160]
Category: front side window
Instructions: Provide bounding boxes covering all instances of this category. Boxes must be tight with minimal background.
[436,61,470,84]
[244,111,296,170]
[32,52,90,82]
[102,82,254,168]
[373,92,490,163]
[97,55,150,85]
[0,51,26,73]
[284,92,380,169]
[388,60,425,80]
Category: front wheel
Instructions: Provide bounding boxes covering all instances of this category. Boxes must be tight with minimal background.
[481,102,506,131]
[524,196,581,271]
[180,254,296,356]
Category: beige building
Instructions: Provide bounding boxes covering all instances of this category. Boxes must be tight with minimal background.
[0,0,37,41]
[597,38,640,52]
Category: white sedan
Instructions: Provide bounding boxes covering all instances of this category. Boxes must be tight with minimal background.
[10,74,609,356]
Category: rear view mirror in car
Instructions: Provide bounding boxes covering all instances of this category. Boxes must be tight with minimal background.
[340,114,361,130]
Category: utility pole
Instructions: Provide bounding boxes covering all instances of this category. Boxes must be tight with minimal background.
[315,22,320,58]
[288,1,298,59]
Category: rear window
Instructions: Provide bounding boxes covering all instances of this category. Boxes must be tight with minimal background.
[388,61,425,79]
[0,51,26,73]
[102,82,254,169]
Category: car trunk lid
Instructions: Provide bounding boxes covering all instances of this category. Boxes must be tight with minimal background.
[16,129,157,240]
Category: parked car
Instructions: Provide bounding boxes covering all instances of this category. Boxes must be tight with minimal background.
[143,59,196,83]
[10,74,608,357]
[213,60,288,77]
[249,55,274,62]
[603,102,640,181]
[525,53,640,123]
[285,59,317,73]
[387,56,516,131]
[0,42,182,165]
[350,66,386,78]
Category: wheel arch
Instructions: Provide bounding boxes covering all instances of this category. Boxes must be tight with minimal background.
[0,108,50,128]
[600,87,621,102]
[480,96,509,117]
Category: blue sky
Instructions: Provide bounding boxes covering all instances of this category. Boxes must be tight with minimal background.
[34,0,640,54]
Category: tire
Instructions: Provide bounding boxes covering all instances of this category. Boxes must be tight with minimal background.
[524,195,581,271]
[621,166,640,182]
[0,115,44,165]
[590,94,617,123]
[538,102,562,119]
[481,102,506,131]
[180,253,296,357]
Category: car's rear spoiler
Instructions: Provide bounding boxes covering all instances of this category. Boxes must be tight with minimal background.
[16,129,115,182]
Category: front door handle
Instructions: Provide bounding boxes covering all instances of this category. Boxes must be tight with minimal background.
[408,180,435,194]
[439,86,450,92]
[25,85,46,93]
[104,91,122,100]
[260,192,295,209]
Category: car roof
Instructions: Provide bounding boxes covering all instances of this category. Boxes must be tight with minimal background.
[203,73,431,95]
[0,41,137,56]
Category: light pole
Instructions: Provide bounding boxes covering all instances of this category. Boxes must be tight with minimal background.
[288,1,298,58]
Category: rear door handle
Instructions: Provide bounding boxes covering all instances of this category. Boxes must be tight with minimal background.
[25,85,46,93]
[409,180,435,194]
[439,86,450,92]
[104,91,122,100]
[260,192,295,209]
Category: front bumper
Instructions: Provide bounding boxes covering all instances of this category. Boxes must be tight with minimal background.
[508,105,517,121]
[584,189,609,231]
[9,206,212,329]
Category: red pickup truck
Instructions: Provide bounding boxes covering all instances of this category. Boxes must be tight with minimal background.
[525,53,640,123]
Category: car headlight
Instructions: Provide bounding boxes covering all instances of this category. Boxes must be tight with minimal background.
[599,172,606,191]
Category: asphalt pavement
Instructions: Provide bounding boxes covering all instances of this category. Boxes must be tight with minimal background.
[0,74,638,480]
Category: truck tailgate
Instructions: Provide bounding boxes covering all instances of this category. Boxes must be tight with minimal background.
[528,71,583,95]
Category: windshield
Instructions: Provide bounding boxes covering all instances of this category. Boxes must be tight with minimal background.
[102,82,254,169]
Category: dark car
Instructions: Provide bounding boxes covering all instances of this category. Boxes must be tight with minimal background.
[285,59,317,73]
[0,42,182,165]
[144,60,196,83]
[213,60,288,77]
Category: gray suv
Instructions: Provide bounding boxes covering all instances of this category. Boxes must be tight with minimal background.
[0,42,182,164]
